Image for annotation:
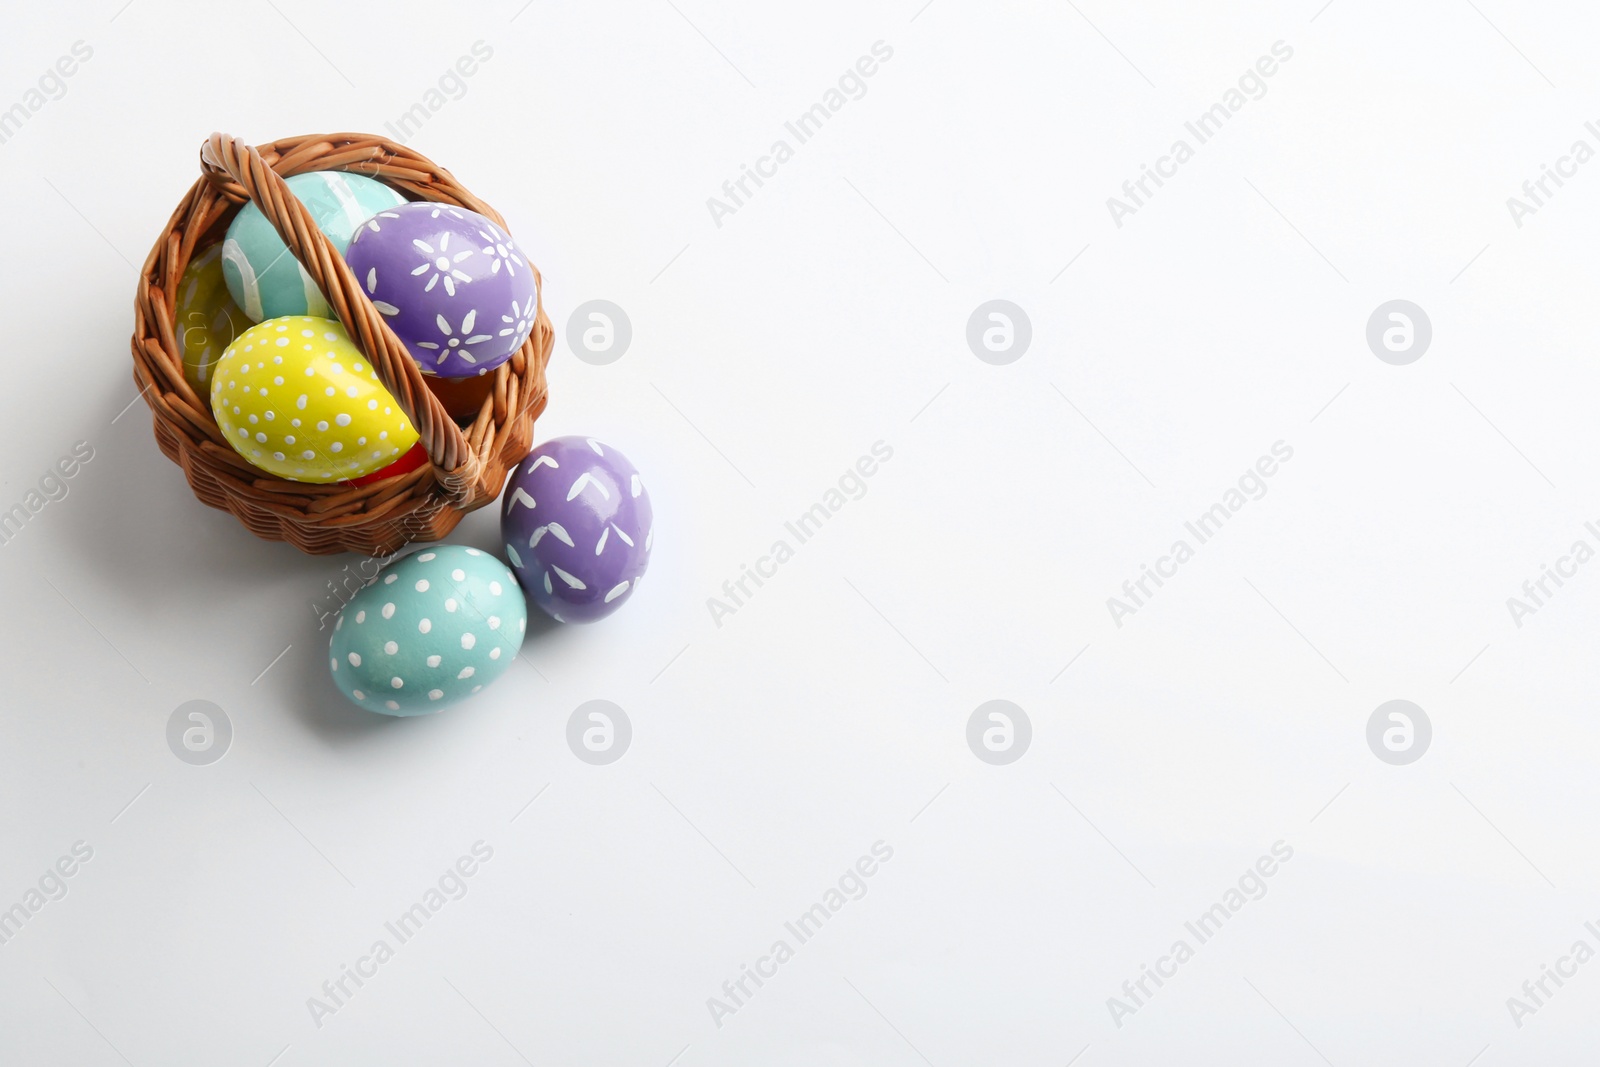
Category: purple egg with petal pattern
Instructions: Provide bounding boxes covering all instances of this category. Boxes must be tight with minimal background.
[500,436,653,623]
[345,201,539,379]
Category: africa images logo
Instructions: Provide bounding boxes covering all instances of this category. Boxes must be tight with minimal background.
[705,41,895,228]
[707,442,893,627]
[1105,41,1293,228]
[1106,841,1294,1028]
[705,842,894,1029]
[305,841,494,1028]
[1106,441,1293,627]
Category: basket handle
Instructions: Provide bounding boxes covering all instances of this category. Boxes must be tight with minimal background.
[198,132,482,504]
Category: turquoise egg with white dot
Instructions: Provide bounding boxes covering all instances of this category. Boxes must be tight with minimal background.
[329,545,527,715]
[222,171,406,322]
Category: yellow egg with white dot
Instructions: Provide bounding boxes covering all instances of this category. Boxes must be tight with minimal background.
[210,316,419,482]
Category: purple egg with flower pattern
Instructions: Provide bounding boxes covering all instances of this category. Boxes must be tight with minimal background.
[500,436,653,623]
[344,201,539,379]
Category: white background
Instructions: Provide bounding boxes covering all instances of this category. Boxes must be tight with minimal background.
[2,0,1599,1063]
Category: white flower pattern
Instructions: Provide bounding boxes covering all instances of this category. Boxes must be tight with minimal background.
[417,310,495,366]
[408,232,475,297]
[477,225,523,278]
[499,296,536,344]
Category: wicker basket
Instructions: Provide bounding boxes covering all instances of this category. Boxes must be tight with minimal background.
[130,132,553,555]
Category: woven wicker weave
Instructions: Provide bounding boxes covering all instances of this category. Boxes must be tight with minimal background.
[130,132,552,555]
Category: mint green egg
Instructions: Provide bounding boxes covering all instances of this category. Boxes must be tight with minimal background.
[329,545,528,716]
[222,171,405,322]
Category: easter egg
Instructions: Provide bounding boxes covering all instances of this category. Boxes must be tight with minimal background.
[221,171,405,322]
[175,244,248,395]
[329,545,527,715]
[344,201,538,378]
[210,316,419,482]
[500,436,653,623]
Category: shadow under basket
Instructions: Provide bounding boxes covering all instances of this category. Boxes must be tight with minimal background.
[129,131,553,556]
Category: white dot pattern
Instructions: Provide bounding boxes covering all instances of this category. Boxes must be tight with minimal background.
[210,315,417,482]
[328,544,527,717]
